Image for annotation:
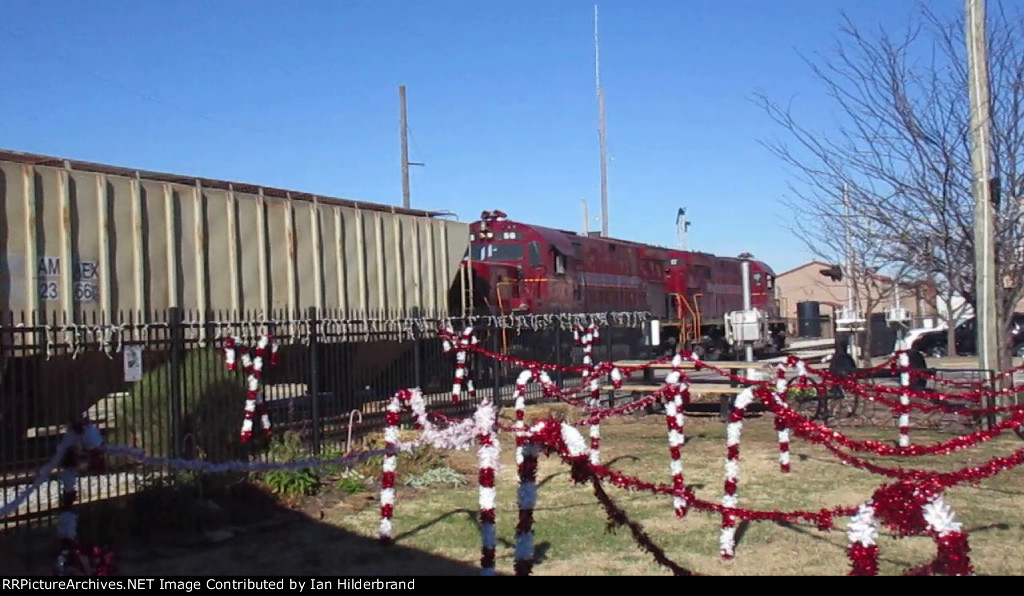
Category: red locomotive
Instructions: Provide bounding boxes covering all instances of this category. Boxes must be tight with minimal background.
[452,210,788,361]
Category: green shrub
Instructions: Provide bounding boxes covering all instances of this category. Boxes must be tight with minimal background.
[260,431,321,499]
[787,386,819,400]
[335,469,369,494]
[114,348,256,463]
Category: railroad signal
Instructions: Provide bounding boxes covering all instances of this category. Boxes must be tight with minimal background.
[819,264,843,282]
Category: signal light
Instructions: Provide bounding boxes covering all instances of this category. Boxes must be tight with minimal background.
[819,264,843,282]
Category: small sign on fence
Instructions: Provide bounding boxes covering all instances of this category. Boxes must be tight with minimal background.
[123,346,142,382]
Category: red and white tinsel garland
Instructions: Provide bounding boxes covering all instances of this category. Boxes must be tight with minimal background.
[56,420,114,576]
[224,335,278,443]
[663,354,689,517]
[443,325,479,403]
[720,388,755,559]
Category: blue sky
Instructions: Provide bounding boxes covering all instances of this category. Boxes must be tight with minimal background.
[0,1,959,274]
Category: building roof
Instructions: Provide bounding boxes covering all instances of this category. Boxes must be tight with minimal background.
[776,259,933,288]
[0,148,454,219]
[776,260,832,278]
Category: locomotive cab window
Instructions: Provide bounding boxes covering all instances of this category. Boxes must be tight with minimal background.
[474,243,524,262]
[766,275,775,290]
[528,242,542,267]
[554,252,567,276]
[753,273,763,286]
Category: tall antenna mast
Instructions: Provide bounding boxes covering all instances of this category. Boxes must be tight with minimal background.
[582,198,590,234]
[594,5,601,91]
[595,5,609,237]
[399,85,424,209]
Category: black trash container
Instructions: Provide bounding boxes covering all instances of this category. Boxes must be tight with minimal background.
[797,301,822,338]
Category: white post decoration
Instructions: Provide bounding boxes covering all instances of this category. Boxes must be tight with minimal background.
[513,368,539,575]
[897,351,911,447]
[475,398,500,575]
[773,364,791,473]
[378,392,405,545]
[576,323,603,464]
[663,354,689,517]
[720,388,755,559]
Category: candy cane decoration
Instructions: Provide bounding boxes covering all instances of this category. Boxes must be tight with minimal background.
[379,388,480,546]
[923,494,974,576]
[443,326,479,403]
[56,421,108,576]
[773,364,791,473]
[225,335,277,443]
[224,336,239,371]
[663,354,689,517]
[720,387,755,559]
[897,351,911,447]
[475,398,500,576]
[845,494,973,576]
[378,393,404,546]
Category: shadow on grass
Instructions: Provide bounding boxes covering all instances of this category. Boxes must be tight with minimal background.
[774,520,920,570]
[0,473,489,576]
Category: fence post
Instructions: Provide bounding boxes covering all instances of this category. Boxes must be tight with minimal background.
[491,324,502,408]
[412,308,423,390]
[307,306,322,456]
[554,322,564,388]
[606,313,614,363]
[985,369,997,431]
[168,307,184,461]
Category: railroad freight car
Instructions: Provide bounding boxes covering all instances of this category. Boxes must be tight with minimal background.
[453,210,787,361]
[0,150,467,318]
[0,149,470,454]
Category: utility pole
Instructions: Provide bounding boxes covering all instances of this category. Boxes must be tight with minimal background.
[595,5,609,237]
[399,85,424,209]
[842,183,855,314]
[966,0,1001,388]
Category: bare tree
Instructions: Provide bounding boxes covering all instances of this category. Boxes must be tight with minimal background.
[755,3,1024,370]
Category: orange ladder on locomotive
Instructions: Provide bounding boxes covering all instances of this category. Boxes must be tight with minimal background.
[660,292,786,360]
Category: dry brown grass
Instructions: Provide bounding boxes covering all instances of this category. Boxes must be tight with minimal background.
[10,403,1024,576]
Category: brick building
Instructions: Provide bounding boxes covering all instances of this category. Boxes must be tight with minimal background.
[775,260,938,336]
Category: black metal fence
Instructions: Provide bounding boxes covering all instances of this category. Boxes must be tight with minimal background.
[0,308,652,534]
